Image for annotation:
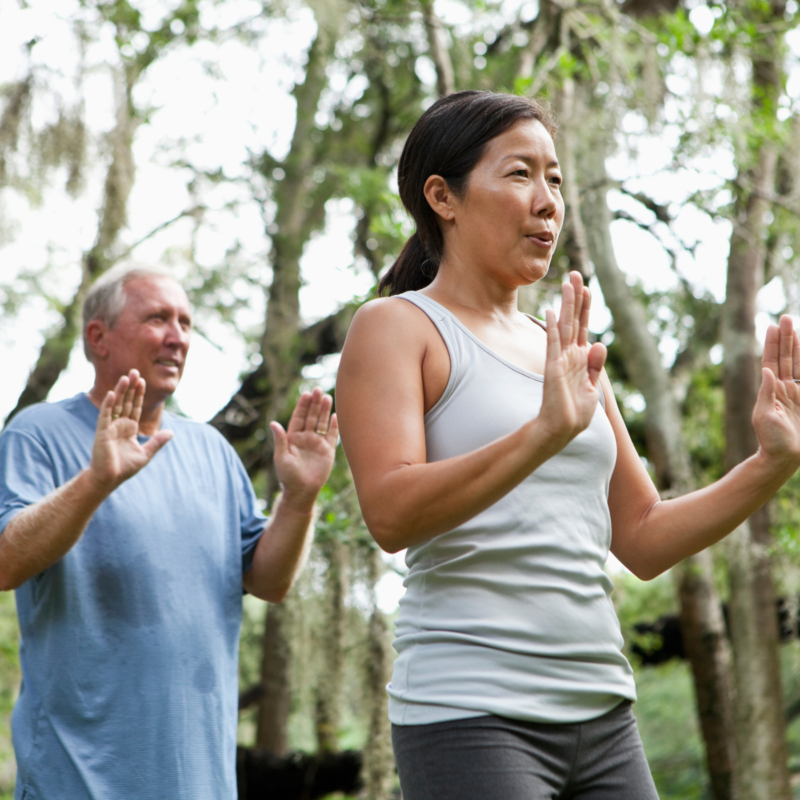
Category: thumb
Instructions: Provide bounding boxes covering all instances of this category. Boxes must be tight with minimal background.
[756,367,777,412]
[270,421,287,460]
[142,429,174,460]
[587,343,607,387]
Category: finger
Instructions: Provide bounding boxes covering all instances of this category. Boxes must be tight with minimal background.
[762,323,780,377]
[112,375,130,418]
[326,412,339,446]
[570,272,584,345]
[779,315,794,381]
[131,378,145,423]
[314,393,333,433]
[121,370,139,419]
[142,429,174,460]
[286,392,312,435]
[587,342,607,387]
[559,281,575,347]
[546,309,561,363]
[303,387,325,432]
[98,390,116,431]
[794,328,800,381]
[270,421,287,460]
[577,286,591,347]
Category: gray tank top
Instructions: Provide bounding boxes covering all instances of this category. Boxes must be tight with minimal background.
[388,292,636,726]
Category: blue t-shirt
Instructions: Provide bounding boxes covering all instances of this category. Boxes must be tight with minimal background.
[0,394,267,800]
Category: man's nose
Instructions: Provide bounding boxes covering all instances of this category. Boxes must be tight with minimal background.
[163,319,189,347]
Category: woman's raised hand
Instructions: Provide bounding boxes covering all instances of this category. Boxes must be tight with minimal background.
[753,315,800,469]
[538,272,607,448]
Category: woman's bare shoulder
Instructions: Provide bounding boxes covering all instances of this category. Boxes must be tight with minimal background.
[348,295,440,346]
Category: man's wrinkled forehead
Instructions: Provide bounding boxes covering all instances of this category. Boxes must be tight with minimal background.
[122,275,193,319]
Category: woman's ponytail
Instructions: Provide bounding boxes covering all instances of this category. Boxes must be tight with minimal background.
[378,232,438,296]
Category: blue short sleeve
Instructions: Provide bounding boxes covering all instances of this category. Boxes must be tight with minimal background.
[232,453,267,574]
[0,429,57,535]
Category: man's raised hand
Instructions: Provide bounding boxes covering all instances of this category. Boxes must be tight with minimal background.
[91,370,174,491]
[271,387,338,513]
[538,272,607,448]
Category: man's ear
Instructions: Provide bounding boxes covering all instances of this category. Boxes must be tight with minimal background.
[85,320,109,360]
[423,175,457,222]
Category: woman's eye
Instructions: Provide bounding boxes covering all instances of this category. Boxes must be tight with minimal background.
[512,169,528,177]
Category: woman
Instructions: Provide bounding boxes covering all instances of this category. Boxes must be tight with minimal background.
[335,91,800,799]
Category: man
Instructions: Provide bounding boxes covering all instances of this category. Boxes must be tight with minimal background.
[0,262,338,799]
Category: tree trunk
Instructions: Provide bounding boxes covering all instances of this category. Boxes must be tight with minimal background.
[362,547,395,800]
[250,5,344,747]
[557,67,593,286]
[5,63,137,422]
[516,1,556,82]
[721,2,791,796]
[421,0,454,97]
[677,550,736,800]
[723,134,790,800]
[256,599,293,755]
[582,142,737,799]
[315,538,350,753]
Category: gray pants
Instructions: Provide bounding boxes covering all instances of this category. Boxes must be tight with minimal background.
[391,701,659,800]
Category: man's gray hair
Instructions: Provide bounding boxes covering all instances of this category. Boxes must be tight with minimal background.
[82,261,176,362]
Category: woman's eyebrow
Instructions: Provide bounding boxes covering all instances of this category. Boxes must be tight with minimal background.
[501,154,560,169]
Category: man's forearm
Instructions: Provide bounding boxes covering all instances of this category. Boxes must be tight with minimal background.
[0,469,111,590]
[242,493,317,602]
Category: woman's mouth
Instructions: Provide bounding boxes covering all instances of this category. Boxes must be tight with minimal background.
[526,234,553,248]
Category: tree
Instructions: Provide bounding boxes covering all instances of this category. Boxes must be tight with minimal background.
[721,2,792,796]
[4,0,214,422]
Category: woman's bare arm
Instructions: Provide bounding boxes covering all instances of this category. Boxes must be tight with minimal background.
[336,273,607,553]
[607,316,800,579]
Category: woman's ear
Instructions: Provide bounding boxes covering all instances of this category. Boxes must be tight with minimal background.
[423,175,456,222]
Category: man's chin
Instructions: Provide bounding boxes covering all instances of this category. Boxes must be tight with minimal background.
[144,383,179,408]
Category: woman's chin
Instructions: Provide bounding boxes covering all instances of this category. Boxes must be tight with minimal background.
[516,262,551,286]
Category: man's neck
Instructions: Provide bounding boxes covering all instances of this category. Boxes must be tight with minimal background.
[86,385,166,437]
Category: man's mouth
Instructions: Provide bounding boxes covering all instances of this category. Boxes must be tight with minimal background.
[156,359,180,369]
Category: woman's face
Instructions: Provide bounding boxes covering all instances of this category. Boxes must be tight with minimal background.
[439,118,565,287]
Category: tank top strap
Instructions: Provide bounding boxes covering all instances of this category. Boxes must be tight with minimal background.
[397,291,605,411]
[396,291,469,417]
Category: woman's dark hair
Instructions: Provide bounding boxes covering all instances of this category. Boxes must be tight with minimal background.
[378,91,557,296]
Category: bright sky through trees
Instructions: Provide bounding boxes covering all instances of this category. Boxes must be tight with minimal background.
[2,0,783,427]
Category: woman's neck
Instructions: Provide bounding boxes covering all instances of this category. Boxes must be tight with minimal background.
[421,257,522,319]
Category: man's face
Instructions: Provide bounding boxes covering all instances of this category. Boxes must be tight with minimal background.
[101,276,193,404]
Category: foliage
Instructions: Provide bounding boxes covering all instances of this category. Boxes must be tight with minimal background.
[634,660,707,800]
[681,361,726,484]
[614,570,679,665]
[0,595,19,795]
